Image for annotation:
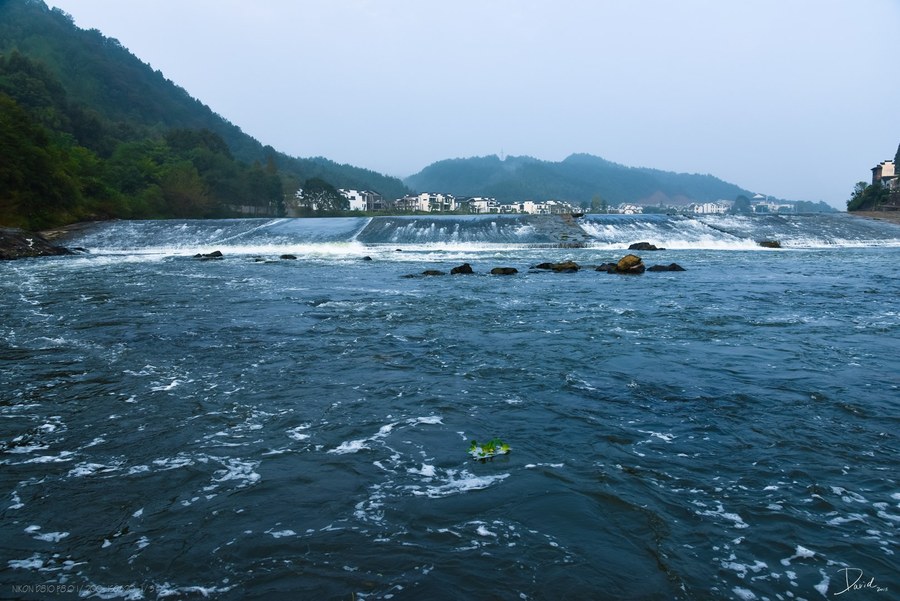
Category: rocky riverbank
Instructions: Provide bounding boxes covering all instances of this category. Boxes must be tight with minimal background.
[0,227,73,260]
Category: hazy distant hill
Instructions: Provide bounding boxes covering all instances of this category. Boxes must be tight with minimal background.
[0,0,409,228]
[405,153,755,206]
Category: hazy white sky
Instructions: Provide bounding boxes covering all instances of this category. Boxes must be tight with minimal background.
[44,0,900,207]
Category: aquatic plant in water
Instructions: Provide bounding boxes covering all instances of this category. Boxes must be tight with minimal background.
[468,438,511,461]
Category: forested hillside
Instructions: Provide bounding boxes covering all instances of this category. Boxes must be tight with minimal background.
[406,153,755,207]
[0,0,408,229]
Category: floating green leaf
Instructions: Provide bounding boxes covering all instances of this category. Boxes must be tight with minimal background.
[468,437,511,461]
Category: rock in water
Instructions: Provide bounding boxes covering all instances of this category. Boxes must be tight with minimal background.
[615,254,645,274]
[628,241,665,251]
[194,250,224,260]
[451,263,474,274]
[647,263,686,272]
[490,267,518,275]
[533,261,580,272]
[0,228,73,260]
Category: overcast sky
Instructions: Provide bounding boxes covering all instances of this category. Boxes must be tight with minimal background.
[44,0,900,208]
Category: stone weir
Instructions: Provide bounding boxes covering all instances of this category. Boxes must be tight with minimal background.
[354,213,596,247]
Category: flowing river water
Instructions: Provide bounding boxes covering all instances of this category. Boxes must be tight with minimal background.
[1,214,898,600]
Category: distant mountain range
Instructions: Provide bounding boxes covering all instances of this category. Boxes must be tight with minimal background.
[406,153,755,206]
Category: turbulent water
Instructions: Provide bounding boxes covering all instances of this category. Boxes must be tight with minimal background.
[1,214,898,600]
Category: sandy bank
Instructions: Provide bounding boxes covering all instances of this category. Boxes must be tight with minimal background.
[848,210,900,226]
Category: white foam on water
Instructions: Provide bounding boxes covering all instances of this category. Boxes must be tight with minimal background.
[408,464,436,478]
[780,545,817,566]
[732,587,757,600]
[826,513,867,526]
[5,443,49,454]
[638,430,675,443]
[155,583,237,599]
[267,529,297,538]
[697,502,749,529]
[34,530,70,543]
[815,570,830,596]
[329,439,369,454]
[212,458,261,487]
[286,425,310,441]
[410,469,509,499]
[67,462,122,478]
[21,451,75,464]
[328,419,408,454]
[150,379,185,392]
[408,415,442,425]
[8,554,44,569]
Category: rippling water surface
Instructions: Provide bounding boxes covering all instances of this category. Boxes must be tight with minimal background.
[1,215,898,600]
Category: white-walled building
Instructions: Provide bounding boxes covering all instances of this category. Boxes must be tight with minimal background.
[872,160,897,188]
[466,197,500,213]
[338,189,384,211]
[689,201,729,215]
[394,193,457,213]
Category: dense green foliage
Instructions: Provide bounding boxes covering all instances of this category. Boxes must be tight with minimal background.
[846,181,890,211]
[405,153,755,206]
[847,141,900,212]
[294,177,349,215]
[0,0,408,228]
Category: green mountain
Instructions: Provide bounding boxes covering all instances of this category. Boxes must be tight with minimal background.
[0,0,409,229]
[405,153,756,207]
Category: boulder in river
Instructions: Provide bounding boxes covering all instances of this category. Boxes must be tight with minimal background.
[0,228,73,260]
[451,263,474,274]
[757,240,781,248]
[490,267,518,275]
[628,241,665,251]
[194,250,224,260]
[647,263,686,272]
[614,254,645,274]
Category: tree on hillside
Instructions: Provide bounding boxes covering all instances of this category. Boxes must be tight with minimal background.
[296,177,347,213]
[730,195,752,214]
[847,181,888,211]
[0,93,81,228]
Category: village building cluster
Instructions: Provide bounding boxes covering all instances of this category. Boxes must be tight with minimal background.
[292,188,795,215]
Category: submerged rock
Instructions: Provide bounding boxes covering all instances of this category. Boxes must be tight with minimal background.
[194,250,224,260]
[280,254,297,260]
[490,267,518,275]
[422,269,446,276]
[595,263,615,273]
[0,228,73,260]
[451,263,474,274]
[757,240,782,248]
[533,261,580,272]
[628,241,665,251]
[647,263,686,272]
